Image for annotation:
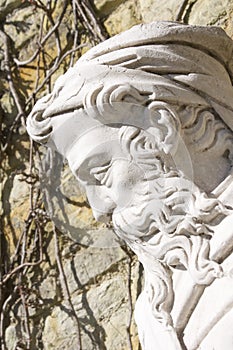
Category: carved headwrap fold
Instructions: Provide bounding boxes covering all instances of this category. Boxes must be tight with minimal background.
[27,21,233,153]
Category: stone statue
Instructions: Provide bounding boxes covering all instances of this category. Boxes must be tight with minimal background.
[26,22,233,350]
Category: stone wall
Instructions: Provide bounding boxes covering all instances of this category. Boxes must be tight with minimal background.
[1,0,233,349]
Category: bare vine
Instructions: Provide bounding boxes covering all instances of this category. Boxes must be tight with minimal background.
[54,226,82,350]
[0,1,108,349]
[121,245,134,350]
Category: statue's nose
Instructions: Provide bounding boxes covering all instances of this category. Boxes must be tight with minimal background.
[27,93,54,144]
[85,186,116,223]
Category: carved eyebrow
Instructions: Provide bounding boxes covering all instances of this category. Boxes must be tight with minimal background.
[90,161,112,175]
[74,157,112,183]
[90,162,113,187]
[43,105,83,119]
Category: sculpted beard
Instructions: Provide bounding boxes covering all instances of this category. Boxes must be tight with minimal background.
[112,126,229,284]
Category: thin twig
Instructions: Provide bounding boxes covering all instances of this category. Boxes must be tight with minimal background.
[74,0,108,43]
[0,29,25,120]
[18,278,31,350]
[175,0,190,22]
[2,219,43,286]
[0,286,18,350]
[10,212,33,266]
[121,245,134,350]
[14,0,68,67]
[29,139,34,211]
[70,0,80,67]
[26,44,88,105]
[54,226,82,350]
[33,12,45,95]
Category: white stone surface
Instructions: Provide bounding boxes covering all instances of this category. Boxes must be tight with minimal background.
[27,21,233,350]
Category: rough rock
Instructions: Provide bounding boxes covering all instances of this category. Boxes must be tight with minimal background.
[139,0,184,22]
[94,0,125,17]
[63,245,126,293]
[104,0,141,35]
[188,0,232,25]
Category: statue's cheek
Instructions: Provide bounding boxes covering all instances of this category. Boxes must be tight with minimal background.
[109,160,146,205]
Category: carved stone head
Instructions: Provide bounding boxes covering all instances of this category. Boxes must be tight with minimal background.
[27,22,233,184]
[27,22,233,350]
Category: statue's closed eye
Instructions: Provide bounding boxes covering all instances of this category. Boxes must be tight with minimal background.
[90,162,113,186]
